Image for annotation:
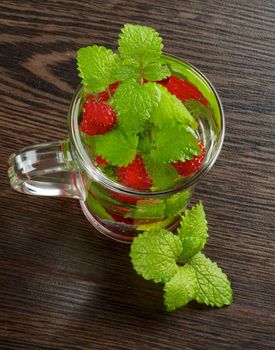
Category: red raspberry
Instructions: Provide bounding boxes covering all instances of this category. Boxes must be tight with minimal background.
[115,155,153,190]
[81,98,116,136]
[85,94,95,103]
[98,81,120,101]
[106,211,134,225]
[95,156,108,166]
[159,75,209,106]
[172,142,206,177]
[110,191,138,205]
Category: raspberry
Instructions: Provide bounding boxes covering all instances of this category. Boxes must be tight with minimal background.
[159,75,209,106]
[106,211,134,225]
[110,191,138,205]
[80,98,116,136]
[98,81,120,101]
[115,155,153,190]
[95,156,108,166]
[172,142,206,176]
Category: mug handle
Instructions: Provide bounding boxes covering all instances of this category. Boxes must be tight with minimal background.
[8,140,85,199]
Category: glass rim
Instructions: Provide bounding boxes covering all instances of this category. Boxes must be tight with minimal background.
[68,54,225,198]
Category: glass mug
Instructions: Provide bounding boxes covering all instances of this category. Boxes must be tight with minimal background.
[7,55,224,243]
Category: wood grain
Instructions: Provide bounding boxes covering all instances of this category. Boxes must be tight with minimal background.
[0,0,274,349]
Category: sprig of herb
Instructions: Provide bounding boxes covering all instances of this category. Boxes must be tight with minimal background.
[130,202,233,311]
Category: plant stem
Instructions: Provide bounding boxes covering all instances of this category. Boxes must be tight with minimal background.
[140,63,144,85]
[106,86,111,99]
[176,259,186,266]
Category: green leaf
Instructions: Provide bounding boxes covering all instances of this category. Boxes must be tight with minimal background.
[86,194,114,221]
[177,202,208,260]
[126,199,165,219]
[184,99,218,133]
[101,165,117,182]
[88,181,120,205]
[112,80,160,133]
[81,133,94,147]
[152,85,197,129]
[113,60,141,81]
[138,134,152,154]
[151,126,201,163]
[189,253,233,307]
[143,63,170,81]
[130,229,182,283]
[93,128,138,166]
[143,155,179,190]
[135,216,177,231]
[184,99,212,120]
[164,265,197,311]
[165,191,190,216]
[77,45,118,93]
[118,23,163,66]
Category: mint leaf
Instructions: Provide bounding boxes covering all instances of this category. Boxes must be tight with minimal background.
[113,60,140,81]
[164,265,197,311]
[178,202,208,260]
[184,99,212,121]
[143,63,170,81]
[81,133,97,161]
[118,24,163,66]
[112,81,160,133]
[93,128,138,166]
[135,216,176,232]
[131,191,190,225]
[152,85,197,129]
[88,181,120,205]
[165,191,190,216]
[77,45,118,93]
[151,126,201,163]
[138,134,152,154]
[184,99,218,133]
[130,230,182,283]
[87,194,114,221]
[189,253,233,307]
[129,200,233,311]
[126,199,165,220]
[143,155,179,190]
[100,165,117,182]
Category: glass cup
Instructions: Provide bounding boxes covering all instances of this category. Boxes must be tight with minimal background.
[7,55,224,243]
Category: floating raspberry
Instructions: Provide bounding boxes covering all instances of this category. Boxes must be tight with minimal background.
[115,155,153,190]
[110,191,138,205]
[172,142,206,177]
[159,75,208,106]
[107,211,134,225]
[81,98,116,136]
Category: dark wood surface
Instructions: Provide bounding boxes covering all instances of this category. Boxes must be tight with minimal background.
[0,1,274,349]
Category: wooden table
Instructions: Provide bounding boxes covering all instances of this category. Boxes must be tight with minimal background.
[0,1,274,349]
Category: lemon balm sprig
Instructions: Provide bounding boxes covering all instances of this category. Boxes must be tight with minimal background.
[130,202,233,311]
